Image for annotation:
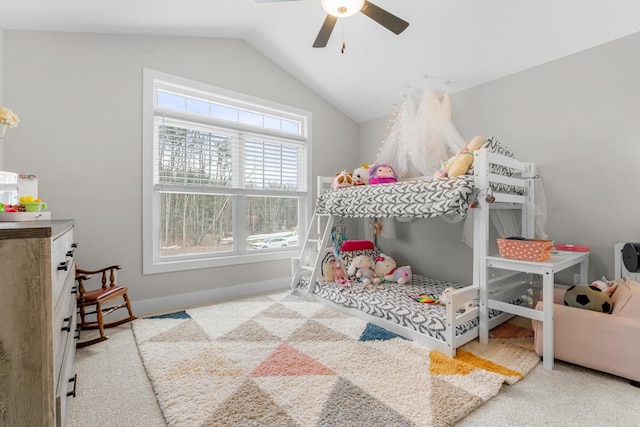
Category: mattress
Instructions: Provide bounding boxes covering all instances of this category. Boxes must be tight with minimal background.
[296,273,479,341]
[317,175,475,219]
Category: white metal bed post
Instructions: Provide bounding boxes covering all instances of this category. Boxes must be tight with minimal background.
[473,148,491,345]
[521,163,536,239]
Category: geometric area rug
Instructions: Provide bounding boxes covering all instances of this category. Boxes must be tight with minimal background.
[132,291,540,427]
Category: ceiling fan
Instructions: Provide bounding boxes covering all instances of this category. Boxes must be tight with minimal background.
[255,0,409,48]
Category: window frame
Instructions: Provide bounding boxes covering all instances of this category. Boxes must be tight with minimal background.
[142,68,312,274]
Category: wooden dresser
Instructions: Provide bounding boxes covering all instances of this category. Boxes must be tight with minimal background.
[0,220,78,427]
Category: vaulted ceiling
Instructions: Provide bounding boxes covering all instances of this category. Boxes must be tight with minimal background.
[1,0,639,123]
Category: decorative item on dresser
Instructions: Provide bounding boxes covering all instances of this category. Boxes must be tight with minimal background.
[0,220,77,427]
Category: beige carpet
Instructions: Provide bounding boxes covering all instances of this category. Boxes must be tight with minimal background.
[131,291,539,426]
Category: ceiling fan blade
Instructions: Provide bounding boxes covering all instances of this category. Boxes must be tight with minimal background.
[313,14,338,48]
[360,1,409,35]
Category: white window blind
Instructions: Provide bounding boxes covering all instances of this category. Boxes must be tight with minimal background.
[143,68,312,274]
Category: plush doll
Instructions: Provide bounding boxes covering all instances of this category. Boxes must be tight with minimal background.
[373,253,397,282]
[352,164,370,185]
[347,255,376,285]
[446,135,487,177]
[368,163,397,184]
[322,258,334,282]
[372,254,412,285]
[331,170,354,190]
[333,259,348,283]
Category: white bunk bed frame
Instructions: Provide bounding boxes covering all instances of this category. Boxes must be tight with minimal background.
[291,147,538,358]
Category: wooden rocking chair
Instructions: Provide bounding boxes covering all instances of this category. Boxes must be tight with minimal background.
[75,265,137,348]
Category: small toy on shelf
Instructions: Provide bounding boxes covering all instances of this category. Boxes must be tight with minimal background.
[368,163,397,184]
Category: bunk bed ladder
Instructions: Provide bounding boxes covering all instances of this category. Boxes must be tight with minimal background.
[290,210,334,294]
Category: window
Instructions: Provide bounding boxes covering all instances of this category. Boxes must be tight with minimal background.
[143,69,311,274]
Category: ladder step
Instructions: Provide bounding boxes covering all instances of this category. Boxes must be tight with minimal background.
[308,239,320,244]
[300,265,314,272]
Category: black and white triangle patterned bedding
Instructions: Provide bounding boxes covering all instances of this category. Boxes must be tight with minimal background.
[317,175,476,218]
[296,274,510,342]
[317,137,524,219]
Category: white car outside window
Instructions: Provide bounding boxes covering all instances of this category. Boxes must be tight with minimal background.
[253,237,289,249]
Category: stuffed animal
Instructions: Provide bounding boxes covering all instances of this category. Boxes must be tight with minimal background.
[446,135,487,177]
[392,266,412,285]
[333,259,348,283]
[373,253,396,281]
[347,254,376,285]
[590,276,618,296]
[368,163,397,184]
[372,254,412,285]
[331,170,354,190]
[439,287,454,305]
[353,164,370,185]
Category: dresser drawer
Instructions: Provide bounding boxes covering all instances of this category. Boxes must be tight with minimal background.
[51,226,75,309]
[53,271,77,392]
[56,306,77,427]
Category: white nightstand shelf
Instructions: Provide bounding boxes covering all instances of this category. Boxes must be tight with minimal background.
[481,250,589,370]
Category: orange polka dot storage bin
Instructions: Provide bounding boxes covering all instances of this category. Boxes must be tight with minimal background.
[496,239,554,262]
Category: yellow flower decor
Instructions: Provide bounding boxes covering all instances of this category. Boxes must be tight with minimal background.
[0,106,20,128]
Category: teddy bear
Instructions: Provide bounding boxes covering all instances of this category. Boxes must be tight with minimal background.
[347,254,376,285]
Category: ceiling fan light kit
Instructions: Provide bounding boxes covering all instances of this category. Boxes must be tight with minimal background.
[321,0,365,17]
[256,0,408,49]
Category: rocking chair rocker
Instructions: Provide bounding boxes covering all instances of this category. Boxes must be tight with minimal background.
[75,265,137,348]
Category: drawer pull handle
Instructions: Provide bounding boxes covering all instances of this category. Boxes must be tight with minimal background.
[67,374,78,398]
[74,327,81,340]
[58,260,70,271]
[61,317,72,332]
[71,286,78,295]
[66,249,75,257]
[71,243,78,248]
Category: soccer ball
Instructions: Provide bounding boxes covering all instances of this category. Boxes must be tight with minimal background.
[564,285,612,313]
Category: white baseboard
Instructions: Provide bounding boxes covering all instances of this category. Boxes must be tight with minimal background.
[132,278,290,317]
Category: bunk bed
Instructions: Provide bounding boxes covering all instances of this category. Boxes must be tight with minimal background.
[291,137,538,358]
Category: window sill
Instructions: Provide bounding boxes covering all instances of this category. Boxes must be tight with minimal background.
[143,248,300,275]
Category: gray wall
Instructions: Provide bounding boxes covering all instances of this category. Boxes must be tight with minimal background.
[3,29,639,312]
[360,31,640,285]
[0,28,5,169]
[2,31,358,313]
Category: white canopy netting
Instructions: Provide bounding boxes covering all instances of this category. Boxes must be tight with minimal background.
[376,81,466,179]
[374,80,548,246]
